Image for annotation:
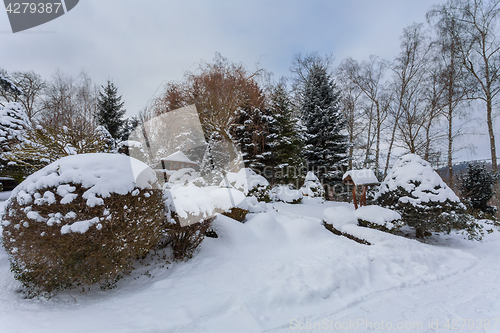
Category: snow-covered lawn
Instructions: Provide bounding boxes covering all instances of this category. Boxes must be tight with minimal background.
[0,199,498,333]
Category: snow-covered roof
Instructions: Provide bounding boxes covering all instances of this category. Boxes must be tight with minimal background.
[118,140,143,148]
[161,151,197,164]
[342,169,379,186]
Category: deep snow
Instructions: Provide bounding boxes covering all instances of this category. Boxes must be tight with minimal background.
[0,198,499,333]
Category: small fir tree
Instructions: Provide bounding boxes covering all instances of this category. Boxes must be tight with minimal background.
[458,163,498,215]
[97,80,126,139]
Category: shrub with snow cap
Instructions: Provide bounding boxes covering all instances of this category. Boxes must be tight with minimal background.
[354,205,402,232]
[301,171,325,199]
[376,154,470,237]
[272,184,303,204]
[221,168,271,202]
[1,153,164,297]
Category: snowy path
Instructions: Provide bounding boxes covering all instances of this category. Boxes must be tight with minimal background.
[268,253,500,332]
[267,202,500,333]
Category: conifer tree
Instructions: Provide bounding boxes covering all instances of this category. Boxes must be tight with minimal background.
[301,65,348,183]
[96,80,126,139]
[268,82,304,184]
[458,163,498,215]
[232,106,273,175]
[0,102,29,152]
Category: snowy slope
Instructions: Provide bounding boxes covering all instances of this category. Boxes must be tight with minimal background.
[0,200,497,333]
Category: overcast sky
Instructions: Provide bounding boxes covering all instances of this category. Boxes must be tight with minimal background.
[1,0,497,162]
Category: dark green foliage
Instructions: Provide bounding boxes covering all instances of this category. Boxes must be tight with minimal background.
[301,65,348,183]
[232,106,274,175]
[458,163,498,215]
[377,182,470,238]
[2,185,165,298]
[120,117,140,141]
[268,82,305,184]
[97,80,126,139]
[357,219,401,234]
[248,184,272,203]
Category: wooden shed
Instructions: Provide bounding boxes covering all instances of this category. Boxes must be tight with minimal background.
[342,169,379,209]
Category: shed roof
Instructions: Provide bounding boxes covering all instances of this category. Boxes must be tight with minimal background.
[160,151,197,164]
[342,169,379,186]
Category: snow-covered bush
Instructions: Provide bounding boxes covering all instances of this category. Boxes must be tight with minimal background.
[354,205,402,233]
[117,140,148,162]
[164,213,214,261]
[458,163,498,216]
[322,206,371,245]
[221,168,271,202]
[272,184,303,204]
[1,154,164,297]
[169,168,204,186]
[301,171,325,199]
[376,154,471,238]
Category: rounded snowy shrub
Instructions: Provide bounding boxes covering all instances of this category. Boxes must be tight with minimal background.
[1,154,164,297]
[376,154,471,238]
[354,205,402,233]
[221,168,271,202]
[301,171,325,199]
[272,184,303,204]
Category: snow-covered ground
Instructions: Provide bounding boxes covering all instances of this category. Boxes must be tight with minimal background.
[0,199,499,333]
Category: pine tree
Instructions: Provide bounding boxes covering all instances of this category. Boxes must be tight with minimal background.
[301,65,348,183]
[232,106,273,175]
[268,82,304,185]
[96,80,126,139]
[458,163,498,215]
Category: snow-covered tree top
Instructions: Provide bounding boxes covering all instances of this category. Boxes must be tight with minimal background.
[377,154,460,205]
[305,171,319,182]
[9,154,158,208]
[342,169,379,186]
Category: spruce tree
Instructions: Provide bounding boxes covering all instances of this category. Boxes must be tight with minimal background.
[97,80,126,139]
[301,65,348,183]
[458,163,498,215]
[232,106,273,176]
[268,82,304,185]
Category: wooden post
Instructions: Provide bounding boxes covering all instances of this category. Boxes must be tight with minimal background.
[352,185,358,210]
[361,186,367,207]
